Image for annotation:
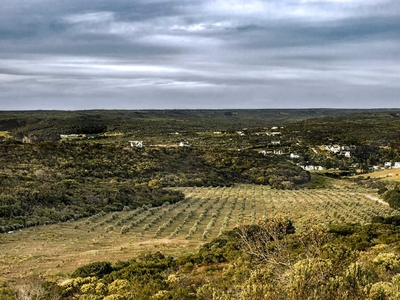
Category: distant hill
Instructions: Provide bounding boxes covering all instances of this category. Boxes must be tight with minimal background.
[0,109,370,141]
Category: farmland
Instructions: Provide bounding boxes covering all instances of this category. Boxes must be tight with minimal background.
[0,184,395,284]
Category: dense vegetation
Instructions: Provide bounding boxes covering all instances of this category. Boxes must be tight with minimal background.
[285,111,400,145]
[0,140,309,231]
[0,109,361,142]
[283,111,400,170]
[2,109,400,231]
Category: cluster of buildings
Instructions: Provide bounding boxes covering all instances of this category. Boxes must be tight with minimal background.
[325,145,355,158]
[60,134,86,140]
[299,165,324,171]
[127,134,398,175]
[372,162,400,170]
[129,140,191,148]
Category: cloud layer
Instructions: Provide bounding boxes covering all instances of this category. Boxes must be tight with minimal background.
[1,0,399,109]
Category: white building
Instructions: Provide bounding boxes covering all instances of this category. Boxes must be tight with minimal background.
[129,141,143,148]
[325,145,341,153]
[300,165,323,171]
[385,162,392,168]
[179,141,190,147]
[343,151,351,158]
[303,165,315,171]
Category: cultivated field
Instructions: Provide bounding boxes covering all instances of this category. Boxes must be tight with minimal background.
[0,184,396,284]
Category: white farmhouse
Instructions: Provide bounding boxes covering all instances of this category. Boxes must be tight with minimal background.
[394,162,400,169]
[326,145,341,153]
[343,151,351,158]
[129,141,143,148]
[303,165,315,171]
[179,141,190,147]
[300,165,323,171]
[384,162,392,168]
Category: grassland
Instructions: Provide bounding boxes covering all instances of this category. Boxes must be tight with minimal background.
[0,184,395,285]
[362,169,400,182]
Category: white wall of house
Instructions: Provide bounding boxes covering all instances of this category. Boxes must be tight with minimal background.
[129,141,143,148]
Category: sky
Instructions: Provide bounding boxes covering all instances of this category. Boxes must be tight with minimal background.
[1,0,400,110]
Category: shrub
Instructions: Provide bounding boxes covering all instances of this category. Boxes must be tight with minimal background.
[368,282,393,300]
[105,225,114,233]
[108,279,131,294]
[372,215,400,226]
[121,225,130,234]
[72,261,113,278]
[383,185,400,210]
[373,252,400,272]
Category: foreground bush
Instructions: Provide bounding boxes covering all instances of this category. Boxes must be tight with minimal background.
[6,218,400,299]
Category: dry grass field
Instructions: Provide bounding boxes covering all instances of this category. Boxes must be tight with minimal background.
[0,184,395,285]
[362,168,400,182]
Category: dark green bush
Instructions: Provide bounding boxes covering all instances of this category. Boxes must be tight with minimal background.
[383,185,400,210]
[71,261,113,278]
[372,215,400,226]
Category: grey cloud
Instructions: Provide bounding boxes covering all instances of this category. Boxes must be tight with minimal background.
[0,0,400,109]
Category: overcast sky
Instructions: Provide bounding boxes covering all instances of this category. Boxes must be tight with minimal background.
[1,0,399,110]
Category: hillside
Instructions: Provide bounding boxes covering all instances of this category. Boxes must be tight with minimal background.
[1,109,400,299]
[0,109,368,142]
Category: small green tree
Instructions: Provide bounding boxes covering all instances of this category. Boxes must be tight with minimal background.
[383,185,400,210]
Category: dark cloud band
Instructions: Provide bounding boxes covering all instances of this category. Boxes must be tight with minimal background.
[0,0,399,109]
